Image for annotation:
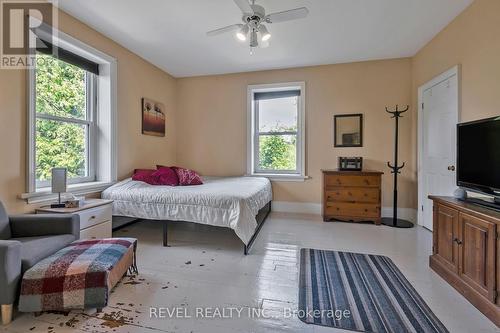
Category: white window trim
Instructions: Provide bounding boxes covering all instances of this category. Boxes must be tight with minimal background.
[247,82,307,181]
[22,20,117,202]
[19,181,115,204]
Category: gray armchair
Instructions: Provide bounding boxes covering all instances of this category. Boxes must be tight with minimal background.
[0,201,79,325]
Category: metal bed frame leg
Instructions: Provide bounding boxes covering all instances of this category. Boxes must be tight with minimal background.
[156,202,271,253]
[243,202,271,255]
[163,221,168,247]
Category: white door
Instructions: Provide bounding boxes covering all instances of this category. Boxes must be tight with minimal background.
[420,71,459,230]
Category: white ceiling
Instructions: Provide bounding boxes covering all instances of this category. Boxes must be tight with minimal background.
[56,0,473,78]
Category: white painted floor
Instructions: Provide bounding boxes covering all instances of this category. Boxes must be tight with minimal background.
[2,212,498,333]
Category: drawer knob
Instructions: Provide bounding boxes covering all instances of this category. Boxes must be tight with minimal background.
[364,209,368,212]
[90,216,96,220]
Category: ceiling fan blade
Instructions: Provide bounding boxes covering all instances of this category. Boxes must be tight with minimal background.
[233,0,254,14]
[206,24,242,37]
[266,7,309,23]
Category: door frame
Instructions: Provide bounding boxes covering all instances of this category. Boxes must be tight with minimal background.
[417,65,461,228]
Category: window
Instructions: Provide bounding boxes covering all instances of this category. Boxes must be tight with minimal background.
[247,82,306,179]
[33,48,98,188]
[24,26,117,200]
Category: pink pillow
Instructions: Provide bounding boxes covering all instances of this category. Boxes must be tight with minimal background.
[156,165,203,186]
[132,169,156,184]
[172,166,203,186]
[152,167,179,186]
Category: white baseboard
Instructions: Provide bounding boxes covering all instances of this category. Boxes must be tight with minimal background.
[381,207,418,224]
[272,201,418,224]
[272,201,322,215]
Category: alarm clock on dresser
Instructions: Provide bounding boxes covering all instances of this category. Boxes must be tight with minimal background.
[338,157,363,171]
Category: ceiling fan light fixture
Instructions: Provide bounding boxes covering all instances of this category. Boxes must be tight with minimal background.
[236,24,249,41]
[207,1,310,53]
[259,24,271,41]
[250,30,258,48]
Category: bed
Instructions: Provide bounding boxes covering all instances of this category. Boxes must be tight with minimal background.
[101,176,273,254]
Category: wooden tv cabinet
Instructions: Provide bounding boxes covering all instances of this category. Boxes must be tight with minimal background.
[428,196,500,327]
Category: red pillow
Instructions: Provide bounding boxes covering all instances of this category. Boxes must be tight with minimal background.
[156,165,203,186]
[132,169,156,184]
[152,167,179,186]
[172,166,203,186]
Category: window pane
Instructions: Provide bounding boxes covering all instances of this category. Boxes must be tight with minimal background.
[258,135,297,171]
[36,53,87,120]
[258,96,298,133]
[36,119,87,182]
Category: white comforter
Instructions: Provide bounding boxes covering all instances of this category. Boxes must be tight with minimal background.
[102,176,272,244]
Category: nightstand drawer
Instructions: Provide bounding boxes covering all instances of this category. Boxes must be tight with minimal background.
[325,202,380,218]
[325,188,380,203]
[325,174,380,188]
[78,205,112,230]
[80,220,112,240]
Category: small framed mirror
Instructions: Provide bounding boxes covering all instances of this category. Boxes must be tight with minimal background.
[334,114,363,147]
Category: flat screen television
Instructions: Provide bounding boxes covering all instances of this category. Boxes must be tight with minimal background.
[457,116,500,202]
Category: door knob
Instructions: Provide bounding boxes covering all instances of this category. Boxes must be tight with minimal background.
[447,165,455,171]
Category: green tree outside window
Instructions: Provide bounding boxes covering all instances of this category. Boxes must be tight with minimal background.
[35,53,88,181]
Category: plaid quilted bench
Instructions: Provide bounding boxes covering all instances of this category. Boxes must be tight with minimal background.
[18,238,138,312]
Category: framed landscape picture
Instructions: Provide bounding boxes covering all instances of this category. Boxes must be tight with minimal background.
[142,98,166,137]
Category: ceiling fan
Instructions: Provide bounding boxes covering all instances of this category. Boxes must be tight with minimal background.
[207,0,309,51]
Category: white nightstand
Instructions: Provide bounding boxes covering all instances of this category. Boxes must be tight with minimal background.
[36,199,113,240]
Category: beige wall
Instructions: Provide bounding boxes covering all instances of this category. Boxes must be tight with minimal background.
[177,59,415,208]
[0,9,177,213]
[177,0,500,209]
[412,0,500,122]
[409,0,500,206]
[2,0,497,213]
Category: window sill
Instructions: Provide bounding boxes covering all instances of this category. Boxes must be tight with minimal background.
[247,174,310,182]
[19,181,115,204]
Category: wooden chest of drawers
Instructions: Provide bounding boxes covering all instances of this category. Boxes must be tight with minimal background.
[322,169,383,225]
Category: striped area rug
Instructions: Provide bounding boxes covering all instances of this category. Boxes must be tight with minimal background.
[299,249,449,332]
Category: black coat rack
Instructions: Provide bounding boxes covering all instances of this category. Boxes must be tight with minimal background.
[382,105,414,228]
